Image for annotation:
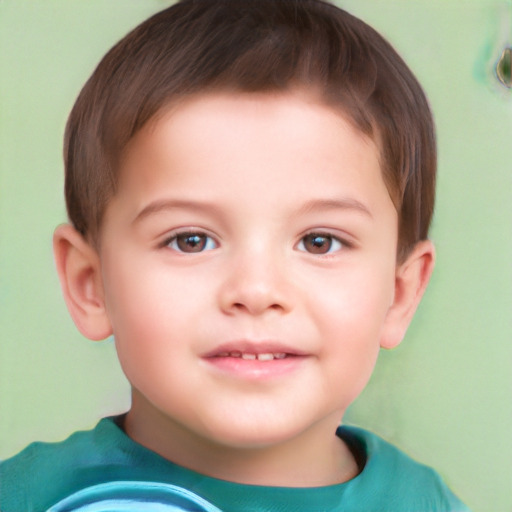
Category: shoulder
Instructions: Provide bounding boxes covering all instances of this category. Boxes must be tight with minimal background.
[338,425,471,511]
[0,417,121,512]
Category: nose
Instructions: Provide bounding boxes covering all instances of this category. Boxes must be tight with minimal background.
[217,246,293,316]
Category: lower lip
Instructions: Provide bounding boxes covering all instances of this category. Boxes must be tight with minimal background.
[203,355,307,380]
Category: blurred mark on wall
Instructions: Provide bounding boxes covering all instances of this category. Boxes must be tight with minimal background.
[496,47,511,87]
[493,2,512,91]
[476,1,512,96]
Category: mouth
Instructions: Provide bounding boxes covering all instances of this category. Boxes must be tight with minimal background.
[202,342,308,379]
[204,341,306,359]
[213,351,289,361]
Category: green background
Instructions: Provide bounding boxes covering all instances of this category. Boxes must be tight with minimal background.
[1,2,511,511]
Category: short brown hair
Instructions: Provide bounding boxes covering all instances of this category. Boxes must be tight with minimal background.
[64,0,436,261]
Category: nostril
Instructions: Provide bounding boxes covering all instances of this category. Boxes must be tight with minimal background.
[218,273,292,316]
[225,300,286,316]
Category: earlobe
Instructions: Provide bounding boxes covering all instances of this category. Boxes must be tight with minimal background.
[53,224,112,341]
[380,240,435,350]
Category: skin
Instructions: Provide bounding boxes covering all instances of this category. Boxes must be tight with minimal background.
[54,91,434,487]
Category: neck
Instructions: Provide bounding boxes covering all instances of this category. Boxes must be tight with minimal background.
[123,390,359,487]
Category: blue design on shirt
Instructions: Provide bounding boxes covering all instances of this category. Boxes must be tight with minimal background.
[46,481,223,512]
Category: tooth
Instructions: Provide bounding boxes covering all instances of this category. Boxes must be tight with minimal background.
[241,353,256,360]
[257,353,274,361]
[230,351,242,358]
[274,353,287,359]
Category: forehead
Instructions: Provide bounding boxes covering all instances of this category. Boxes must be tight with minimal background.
[120,90,379,180]
[108,91,394,230]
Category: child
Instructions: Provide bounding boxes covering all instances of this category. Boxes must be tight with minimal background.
[0,0,470,510]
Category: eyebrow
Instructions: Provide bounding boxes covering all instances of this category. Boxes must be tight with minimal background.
[296,198,373,218]
[133,196,373,224]
[133,199,223,224]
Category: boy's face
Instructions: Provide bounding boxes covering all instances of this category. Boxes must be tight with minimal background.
[94,92,409,453]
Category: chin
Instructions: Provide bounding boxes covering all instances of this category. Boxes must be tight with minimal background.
[198,414,314,451]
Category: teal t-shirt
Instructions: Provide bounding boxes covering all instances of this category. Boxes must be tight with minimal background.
[0,416,469,511]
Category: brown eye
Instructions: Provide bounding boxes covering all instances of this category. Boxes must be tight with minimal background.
[167,232,216,253]
[299,233,342,254]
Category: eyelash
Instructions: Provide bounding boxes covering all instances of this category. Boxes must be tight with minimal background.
[162,230,218,253]
[296,232,348,255]
[161,229,349,255]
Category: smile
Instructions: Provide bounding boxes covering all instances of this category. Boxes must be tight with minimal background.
[215,352,288,361]
[202,342,308,380]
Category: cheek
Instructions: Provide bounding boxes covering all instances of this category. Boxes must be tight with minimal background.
[102,263,172,366]
[102,259,211,378]
[103,255,193,330]
[311,267,394,395]
[313,265,394,334]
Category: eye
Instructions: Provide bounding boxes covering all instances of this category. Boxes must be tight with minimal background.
[297,233,344,255]
[165,232,217,253]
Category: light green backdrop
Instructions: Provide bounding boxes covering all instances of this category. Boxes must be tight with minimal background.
[1,2,511,511]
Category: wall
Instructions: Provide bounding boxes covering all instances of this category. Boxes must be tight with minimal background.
[1,2,510,511]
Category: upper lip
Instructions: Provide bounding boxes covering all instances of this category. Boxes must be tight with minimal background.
[202,340,308,358]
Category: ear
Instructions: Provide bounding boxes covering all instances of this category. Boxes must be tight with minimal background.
[53,224,112,341]
[380,240,435,350]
